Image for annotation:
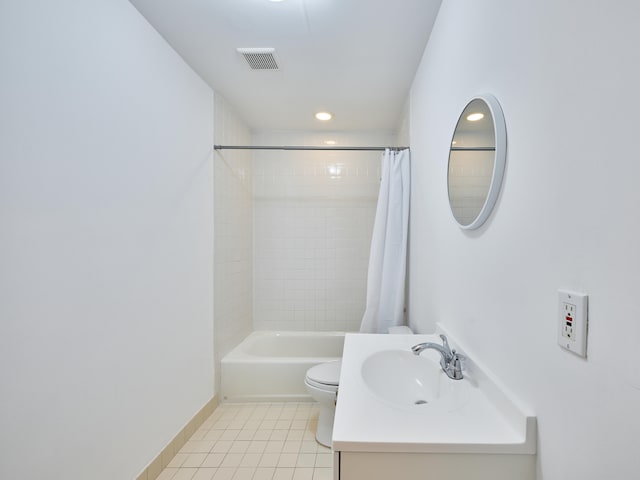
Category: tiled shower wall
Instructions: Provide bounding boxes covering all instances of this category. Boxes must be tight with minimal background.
[252,131,396,332]
[213,93,253,371]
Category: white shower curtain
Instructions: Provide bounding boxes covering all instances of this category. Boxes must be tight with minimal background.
[359,148,410,333]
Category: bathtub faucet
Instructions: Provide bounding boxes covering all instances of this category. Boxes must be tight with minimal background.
[411,334,464,380]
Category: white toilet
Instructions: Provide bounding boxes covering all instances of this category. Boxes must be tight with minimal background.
[304,325,413,447]
[304,359,341,447]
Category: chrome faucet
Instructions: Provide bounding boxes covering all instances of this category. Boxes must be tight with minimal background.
[411,334,464,380]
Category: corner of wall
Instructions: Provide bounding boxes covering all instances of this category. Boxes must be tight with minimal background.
[212,93,254,392]
[396,95,411,148]
[135,396,219,480]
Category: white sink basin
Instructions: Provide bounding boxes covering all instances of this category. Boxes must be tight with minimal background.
[361,349,469,409]
[332,331,537,455]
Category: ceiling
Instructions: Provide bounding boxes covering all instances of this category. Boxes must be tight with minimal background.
[129,0,442,132]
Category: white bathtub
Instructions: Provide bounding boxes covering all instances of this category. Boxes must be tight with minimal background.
[220,331,346,402]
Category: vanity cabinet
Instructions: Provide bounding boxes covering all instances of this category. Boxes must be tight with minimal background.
[333,451,535,480]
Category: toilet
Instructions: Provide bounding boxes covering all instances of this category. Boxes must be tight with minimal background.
[304,325,413,447]
[304,359,341,447]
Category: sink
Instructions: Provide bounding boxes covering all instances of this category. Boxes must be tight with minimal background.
[360,349,470,409]
[333,331,537,458]
[334,332,537,480]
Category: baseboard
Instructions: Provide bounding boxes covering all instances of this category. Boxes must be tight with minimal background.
[135,395,219,480]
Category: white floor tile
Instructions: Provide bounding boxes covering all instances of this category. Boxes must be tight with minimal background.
[296,454,316,468]
[232,467,256,480]
[211,440,233,453]
[172,468,198,480]
[270,430,288,441]
[299,442,318,454]
[260,420,277,430]
[265,440,285,453]
[192,468,217,480]
[312,468,332,480]
[272,468,294,480]
[253,467,276,480]
[236,429,257,441]
[253,431,272,441]
[247,440,268,453]
[155,403,332,480]
[259,453,280,468]
[292,468,314,480]
[204,431,223,442]
[282,441,301,453]
[277,453,298,468]
[314,454,332,468]
[220,453,244,468]
[220,430,240,441]
[182,453,208,468]
[275,420,292,430]
[229,441,250,454]
[290,420,307,430]
[212,467,236,480]
[286,431,304,441]
[201,453,225,468]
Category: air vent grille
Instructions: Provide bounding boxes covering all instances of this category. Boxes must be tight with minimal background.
[237,48,280,70]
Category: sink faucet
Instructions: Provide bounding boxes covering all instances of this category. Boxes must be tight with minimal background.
[411,334,464,380]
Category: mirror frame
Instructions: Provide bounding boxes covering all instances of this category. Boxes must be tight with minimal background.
[447,93,507,230]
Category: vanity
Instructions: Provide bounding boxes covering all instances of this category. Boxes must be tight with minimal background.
[331,329,536,480]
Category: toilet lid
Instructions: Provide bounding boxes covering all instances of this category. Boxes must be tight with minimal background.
[306,360,341,386]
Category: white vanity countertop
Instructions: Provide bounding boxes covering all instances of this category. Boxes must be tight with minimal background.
[332,332,537,454]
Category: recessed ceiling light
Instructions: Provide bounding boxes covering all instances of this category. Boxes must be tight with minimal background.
[268,0,285,2]
[315,112,333,121]
[466,113,484,122]
[324,140,337,145]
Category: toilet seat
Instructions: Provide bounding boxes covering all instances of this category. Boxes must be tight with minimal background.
[305,377,338,392]
[305,360,341,391]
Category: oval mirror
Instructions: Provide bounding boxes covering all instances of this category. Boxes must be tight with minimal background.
[447,94,506,229]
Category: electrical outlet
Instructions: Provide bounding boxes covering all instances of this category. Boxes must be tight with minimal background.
[561,302,575,339]
[557,290,588,357]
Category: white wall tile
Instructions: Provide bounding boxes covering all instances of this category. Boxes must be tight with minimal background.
[252,131,395,332]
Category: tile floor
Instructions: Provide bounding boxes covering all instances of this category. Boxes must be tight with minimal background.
[156,403,332,480]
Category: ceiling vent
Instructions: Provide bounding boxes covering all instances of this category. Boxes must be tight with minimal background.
[237,48,280,70]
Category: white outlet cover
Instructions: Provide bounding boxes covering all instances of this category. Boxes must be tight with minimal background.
[557,290,588,357]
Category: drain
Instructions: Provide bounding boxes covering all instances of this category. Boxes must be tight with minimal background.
[414,399,428,405]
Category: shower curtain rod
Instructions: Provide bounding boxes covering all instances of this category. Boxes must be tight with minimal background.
[214,145,409,152]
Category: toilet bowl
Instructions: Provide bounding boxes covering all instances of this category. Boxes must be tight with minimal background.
[304,359,341,447]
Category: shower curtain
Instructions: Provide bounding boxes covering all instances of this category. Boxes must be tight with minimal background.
[359,148,410,333]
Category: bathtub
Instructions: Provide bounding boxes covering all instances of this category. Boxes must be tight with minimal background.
[220,331,346,402]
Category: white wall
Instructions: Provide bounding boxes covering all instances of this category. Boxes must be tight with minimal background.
[253,131,395,332]
[213,93,253,374]
[396,97,411,149]
[0,1,214,479]
[408,1,640,479]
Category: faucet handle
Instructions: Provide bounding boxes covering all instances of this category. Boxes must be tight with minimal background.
[439,334,451,353]
[449,352,464,380]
